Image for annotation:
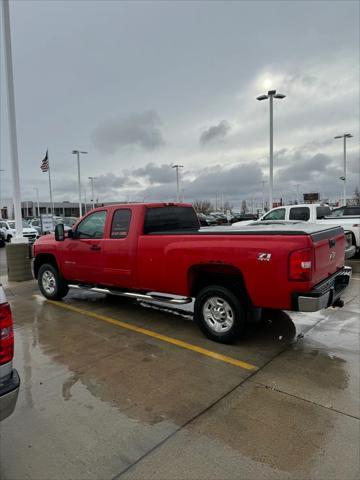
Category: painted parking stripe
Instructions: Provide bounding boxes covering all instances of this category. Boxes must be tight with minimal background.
[34,295,258,371]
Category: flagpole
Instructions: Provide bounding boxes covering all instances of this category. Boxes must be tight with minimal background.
[48,154,54,216]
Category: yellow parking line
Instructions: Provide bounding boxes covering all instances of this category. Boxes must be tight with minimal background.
[34,295,258,371]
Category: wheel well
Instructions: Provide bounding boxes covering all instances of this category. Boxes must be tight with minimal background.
[34,254,58,279]
[188,264,248,300]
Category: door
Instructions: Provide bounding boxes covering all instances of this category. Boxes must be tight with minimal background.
[102,208,135,288]
[61,210,107,284]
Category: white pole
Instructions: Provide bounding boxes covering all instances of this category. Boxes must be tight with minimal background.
[1,0,23,239]
[343,136,347,207]
[296,184,300,204]
[48,160,54,216]
[269,95,274,210]
[89,177,96,209]
[176,167,180,202]
[77,152,82,216]
[34,187,40,217]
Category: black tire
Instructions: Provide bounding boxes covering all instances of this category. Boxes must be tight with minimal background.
[38,263,69,300]
[194,285,246,343]
[6,235,12,243]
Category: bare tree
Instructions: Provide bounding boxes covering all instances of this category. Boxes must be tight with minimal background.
[240,200,248,214]
[353,187,360,206]
[192,200,213,214]
[223,201,233,212]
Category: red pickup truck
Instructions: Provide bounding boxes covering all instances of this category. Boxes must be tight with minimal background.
[33,203,351,343]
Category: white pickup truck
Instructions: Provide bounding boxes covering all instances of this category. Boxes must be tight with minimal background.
[233,203,359,257]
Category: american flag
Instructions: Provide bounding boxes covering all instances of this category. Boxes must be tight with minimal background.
[41,150,49,172]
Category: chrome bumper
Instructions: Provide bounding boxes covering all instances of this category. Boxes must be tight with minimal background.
[0,369,20,421]
[295,266,352,312]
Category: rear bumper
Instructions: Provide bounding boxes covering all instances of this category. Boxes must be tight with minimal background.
[0,369,20,421]
[293,266,352,312]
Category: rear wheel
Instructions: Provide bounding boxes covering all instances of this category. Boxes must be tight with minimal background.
[194,285,246,343]
[38,263,69,300]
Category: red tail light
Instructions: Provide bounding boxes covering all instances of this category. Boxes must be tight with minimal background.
[0,303,14,365]
[289,248,313,281]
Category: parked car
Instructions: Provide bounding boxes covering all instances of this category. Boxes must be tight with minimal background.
[0,229,5,248]
[28,218,42,236]
[232,203,360,256]
[0,284,20,421]
[0,219,38,243]
[197,213,218,226]
[33,203,351,344]
[330,206,360,217]
[232,213,258,222]
[209,212,228,224]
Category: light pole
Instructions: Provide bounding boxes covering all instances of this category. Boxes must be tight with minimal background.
[296,184,300,204]
[260,180,266,212]
[334,134,353,206]
[257,89,286,210]
[88,177,97,209]
[72,150,87,217]
[33,187,40,217]
[172,164,184,202]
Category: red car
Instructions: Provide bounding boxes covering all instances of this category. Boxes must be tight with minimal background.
[33,203,351,343]
[0,284,20,421]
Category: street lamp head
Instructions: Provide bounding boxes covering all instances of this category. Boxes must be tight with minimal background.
[274,93,286,99]
[339,176,346,181]
[334,136,343,139]
[344,134,353,138]
[72,150,78,154]
[256,94,268,101]
[267,90,276,96]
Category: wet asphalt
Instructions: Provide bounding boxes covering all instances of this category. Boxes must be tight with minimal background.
[0,248,359,480]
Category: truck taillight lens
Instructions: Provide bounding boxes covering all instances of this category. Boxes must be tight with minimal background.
[289,248,313,281]
[0,303,14,365]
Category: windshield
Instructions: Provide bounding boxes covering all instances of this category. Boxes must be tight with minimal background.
[8,220,30,228]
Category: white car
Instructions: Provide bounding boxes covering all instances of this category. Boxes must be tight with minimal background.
[232,203,359,256]
[0,219,38,243]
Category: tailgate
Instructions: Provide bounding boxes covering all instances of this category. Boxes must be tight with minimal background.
[311,226,345,285]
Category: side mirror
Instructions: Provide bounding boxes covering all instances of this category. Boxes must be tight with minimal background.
[54,223,65,241]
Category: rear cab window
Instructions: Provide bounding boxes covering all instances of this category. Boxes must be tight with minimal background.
[316,206,331,219]
[289,207,310,221]
[144,206,200,234]
[110,209,132,238]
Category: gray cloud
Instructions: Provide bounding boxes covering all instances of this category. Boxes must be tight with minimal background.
[200,120,231,145]
[133,162,174,184]
[91,111,165,154]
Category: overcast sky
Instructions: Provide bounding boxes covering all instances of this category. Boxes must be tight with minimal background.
[1,0,359,208]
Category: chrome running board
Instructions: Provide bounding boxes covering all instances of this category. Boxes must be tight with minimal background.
[68,284,192,305]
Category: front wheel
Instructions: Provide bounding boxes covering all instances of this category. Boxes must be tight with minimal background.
[38,263,69,300]
[194,285,246,343]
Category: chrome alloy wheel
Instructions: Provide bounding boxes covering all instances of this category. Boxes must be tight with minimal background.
[202,296,234,333]
[42,270,56,295]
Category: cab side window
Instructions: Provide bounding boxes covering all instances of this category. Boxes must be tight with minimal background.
[289,207,310,221]
[263,208,285,221]
[110,209,131,239]
[76,211,107,239]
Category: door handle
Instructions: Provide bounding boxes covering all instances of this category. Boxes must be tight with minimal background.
[90,245,101,251]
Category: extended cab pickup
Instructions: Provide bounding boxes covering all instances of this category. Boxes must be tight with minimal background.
[233,203,360,257]
[33,203,352,343]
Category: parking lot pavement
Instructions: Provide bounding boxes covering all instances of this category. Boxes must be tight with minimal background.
[0,250,359,480]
